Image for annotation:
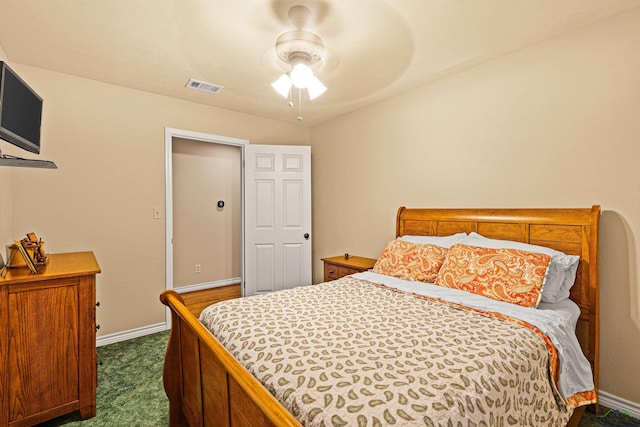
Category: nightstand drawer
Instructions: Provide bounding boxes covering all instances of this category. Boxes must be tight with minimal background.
[338,266,360,277]
[324,263,339,281]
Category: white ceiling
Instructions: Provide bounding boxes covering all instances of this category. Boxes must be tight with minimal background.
[1,0,639,126]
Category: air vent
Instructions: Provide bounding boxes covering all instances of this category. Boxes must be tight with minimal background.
[186,79,224,94]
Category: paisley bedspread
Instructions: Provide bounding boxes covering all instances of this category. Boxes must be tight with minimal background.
[200,276,575,427]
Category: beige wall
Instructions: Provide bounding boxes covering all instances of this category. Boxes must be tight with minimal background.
[0,167,11,257]
[0,43,12,252]
[172,138,241,287]
[311,9,640,404]
[4,64,309,336]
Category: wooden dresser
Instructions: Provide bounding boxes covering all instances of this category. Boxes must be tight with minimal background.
[322,255,377,282]
[0,252,101,427]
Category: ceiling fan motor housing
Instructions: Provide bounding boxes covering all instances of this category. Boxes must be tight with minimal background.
[275,30,324,66]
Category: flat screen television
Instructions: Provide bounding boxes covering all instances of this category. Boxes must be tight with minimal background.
[0,61,43,154]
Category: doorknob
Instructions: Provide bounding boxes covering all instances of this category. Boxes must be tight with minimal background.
[304,233,310,240]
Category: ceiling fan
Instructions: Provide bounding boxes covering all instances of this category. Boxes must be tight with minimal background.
[271,5,327,120]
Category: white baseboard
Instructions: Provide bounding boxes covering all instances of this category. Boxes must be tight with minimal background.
[173,277,242,294]
[96,322,167,347]
[599,390,640,418]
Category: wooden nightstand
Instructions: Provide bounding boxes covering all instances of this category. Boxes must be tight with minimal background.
[321,255,377,282]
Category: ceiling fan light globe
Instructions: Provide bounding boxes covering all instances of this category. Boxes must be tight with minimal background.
[271,74,292,98]
[307,76,327,100]
[290,63,313,89]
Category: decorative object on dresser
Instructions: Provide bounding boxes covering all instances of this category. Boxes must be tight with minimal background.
[321,254,376,281]
[0,251,101,426]
[2,232,47,277]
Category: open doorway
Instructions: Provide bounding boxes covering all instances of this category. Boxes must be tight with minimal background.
[164,128,248,324]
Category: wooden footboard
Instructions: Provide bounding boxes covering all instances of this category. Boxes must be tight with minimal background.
[160,290,301,427]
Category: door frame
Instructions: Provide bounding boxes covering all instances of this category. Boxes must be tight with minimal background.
[164,127,248,326]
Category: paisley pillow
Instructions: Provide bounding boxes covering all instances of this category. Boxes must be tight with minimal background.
[372,239,447,283]
[434,244,551,308]
[460,233,579,303]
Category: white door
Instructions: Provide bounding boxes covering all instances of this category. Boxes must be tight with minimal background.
[244,145,312,296]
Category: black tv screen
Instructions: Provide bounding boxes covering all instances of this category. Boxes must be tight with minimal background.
[0,61,43,154]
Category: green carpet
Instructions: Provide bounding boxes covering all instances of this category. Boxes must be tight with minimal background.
[582,407,640,426]
[38,330,639,426]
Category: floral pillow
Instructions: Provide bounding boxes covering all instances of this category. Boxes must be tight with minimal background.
[372,239,447,283]
[434,244,552,308]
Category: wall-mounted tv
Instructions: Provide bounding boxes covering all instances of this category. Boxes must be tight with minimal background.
[0,61,43,154]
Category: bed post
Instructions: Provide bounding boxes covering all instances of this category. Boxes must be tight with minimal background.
[396,206,406,237]
[160,290,187,426]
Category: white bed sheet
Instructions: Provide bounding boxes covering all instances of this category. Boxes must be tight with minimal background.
[538,298,582,331]
[353,271,593,402]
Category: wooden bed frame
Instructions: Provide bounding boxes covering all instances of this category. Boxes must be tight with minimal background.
[160,206,600,427]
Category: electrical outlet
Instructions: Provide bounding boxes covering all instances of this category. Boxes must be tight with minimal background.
[195,264,201,274]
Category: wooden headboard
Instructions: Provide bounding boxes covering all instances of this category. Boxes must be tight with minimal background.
[395,206,601,394]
